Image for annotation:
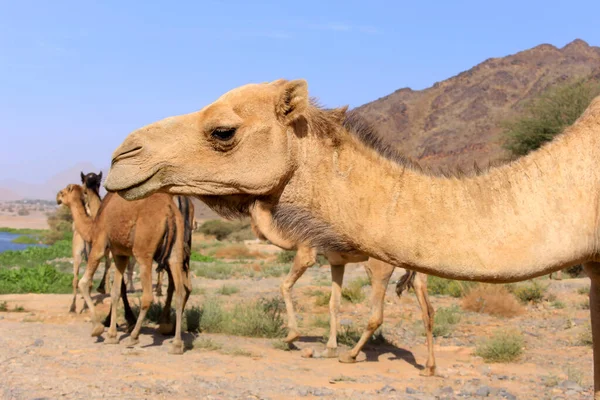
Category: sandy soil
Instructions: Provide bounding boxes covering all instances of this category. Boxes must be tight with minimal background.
[0,211,50,230]
[0,262,595,400]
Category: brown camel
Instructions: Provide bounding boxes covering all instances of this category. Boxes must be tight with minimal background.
[105,79,600,396]
[57,184,193,354]
[250,212,436,375]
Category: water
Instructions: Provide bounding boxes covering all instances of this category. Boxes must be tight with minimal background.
[0,232,47,253]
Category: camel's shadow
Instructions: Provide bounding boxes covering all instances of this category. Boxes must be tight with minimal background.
[296,336,425,373]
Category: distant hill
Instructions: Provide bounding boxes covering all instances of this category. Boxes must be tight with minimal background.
[354,39,600,171]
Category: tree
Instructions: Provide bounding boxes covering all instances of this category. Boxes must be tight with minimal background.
[503,78,600,157]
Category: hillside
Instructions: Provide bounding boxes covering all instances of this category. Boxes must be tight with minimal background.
[354,39,600,171]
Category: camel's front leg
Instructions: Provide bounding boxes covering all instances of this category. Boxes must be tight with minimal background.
[584,262,600,399]
[104,256,127,345]
[69,233,85,313]
[78,240,107,337]
[412,272,436,376]
[323,264,345,358]
[125,256,153,347]
[280,245,317,343]
[339,259,394,363]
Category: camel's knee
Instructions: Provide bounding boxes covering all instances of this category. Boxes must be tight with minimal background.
[366,315,384,331]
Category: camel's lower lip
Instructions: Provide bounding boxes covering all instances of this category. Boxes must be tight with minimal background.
[112,169,158,195]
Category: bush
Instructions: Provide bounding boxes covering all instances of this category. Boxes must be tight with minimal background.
[461,284,523,317]
[198,219,252,241]
[17,208,29,216]
[11,235,40,245]
[0,265,72,294]
[475,329,524,363]
[432,305,462,337]
[428,275,476,298]
[341,277,369,304]
[503,78,600,156]
[45,205,74,244]
[190,252,216,262]
[512,280,547,304]
[277,250,297,264]
[217,284,240,296]
[194,296,285,338]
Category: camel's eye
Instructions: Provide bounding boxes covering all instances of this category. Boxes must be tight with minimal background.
[211,127,236,141]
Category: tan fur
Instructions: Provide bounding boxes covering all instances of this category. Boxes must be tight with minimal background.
[57,184,192,354]
[106,79,600,396]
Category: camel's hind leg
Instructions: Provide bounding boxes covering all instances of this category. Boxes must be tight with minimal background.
[339,259,394,363]
[104,255,128,345]
[78,238,108,337]
[281,245,317,343]
[322,264,345,358]
[411,272,436,376]
[69,232,85,313]
[96,249,112,294]
[126,257,136,292]
[155,267,164,297]
[157,267,175,335]
[166,252,188,355]
[584,262,600,399]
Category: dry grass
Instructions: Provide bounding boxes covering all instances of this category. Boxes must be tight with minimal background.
[461,284,524,318]
[214,244,263,259]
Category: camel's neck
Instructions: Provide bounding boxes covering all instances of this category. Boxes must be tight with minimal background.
[68,199,94,243]
[85,189,102,218]
[284,119,598,282]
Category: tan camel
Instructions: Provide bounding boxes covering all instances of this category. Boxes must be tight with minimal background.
[105,79,600,396]
[250,213,436,375]
[56,184,193,354]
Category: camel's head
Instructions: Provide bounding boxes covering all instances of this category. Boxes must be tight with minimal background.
[56,184,84,206]
[81,171,102,195]
[105,79,311,200]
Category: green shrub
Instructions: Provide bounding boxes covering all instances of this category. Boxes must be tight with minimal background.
[0,301,7,311]
[341,277,368,304]
[475,329,524,363]
[190,252,216,262]
[277,250,297,264]
[578,286,590,295]
[0,265,72,294]
[428,276,476,298]
[198,219,251,241]
[503,78,600,156]
[513,280,547,304]
[432,305,462,337]
[217,284,240,296]
[11,235,40,245]
[193,337,222,351]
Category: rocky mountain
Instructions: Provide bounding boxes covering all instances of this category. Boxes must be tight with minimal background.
[354,39,600,171]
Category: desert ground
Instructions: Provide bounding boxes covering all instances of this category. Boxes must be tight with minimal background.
[0,224,596,400]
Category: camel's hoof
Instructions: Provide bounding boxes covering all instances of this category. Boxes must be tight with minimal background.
[338,352,357,364]
[322,347,339,358]
[168,342,184,355]
[284,331,300,344]
[91,323,105,337]
[104,336,119,345]
[69,306,76,314]
[420,367,436,377]
[158,323,175,336]
[126,323,136,334]
[96,286,106,295]
[125,337,140,348]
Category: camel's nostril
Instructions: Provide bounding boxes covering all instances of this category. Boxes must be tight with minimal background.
[112,146,143,165]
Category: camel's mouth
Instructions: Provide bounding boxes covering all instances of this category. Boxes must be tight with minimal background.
[112,170,161,200]
[111,146,142,166]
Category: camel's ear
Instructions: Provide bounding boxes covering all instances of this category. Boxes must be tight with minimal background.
[98,171,103,181]
[329,105,349,124]
[80,172,85,183]
[275,79,309,125]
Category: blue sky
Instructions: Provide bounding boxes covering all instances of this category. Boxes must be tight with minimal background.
[1,0,599,183]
